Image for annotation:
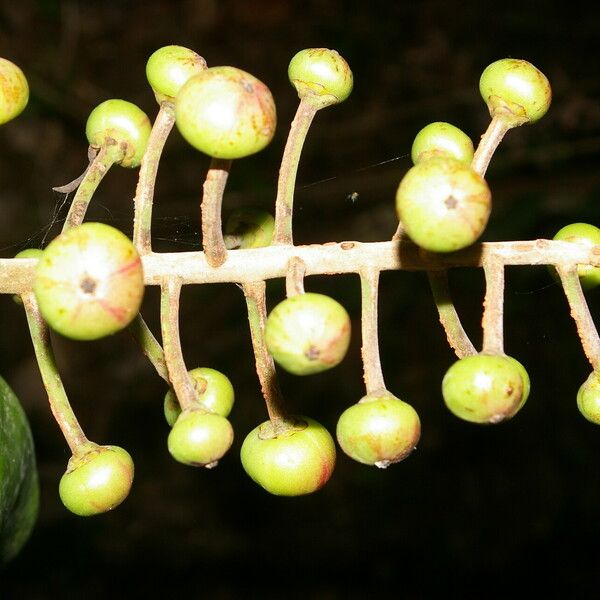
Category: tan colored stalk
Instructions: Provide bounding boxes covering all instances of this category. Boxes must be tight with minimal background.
[360,268,386,395]
[201,158,232,267]
[132,102,176,254]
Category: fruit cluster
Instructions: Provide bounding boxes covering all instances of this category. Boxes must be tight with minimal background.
[0,47,598,520]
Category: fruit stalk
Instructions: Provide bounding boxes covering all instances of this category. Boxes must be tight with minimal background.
[471,115,510,177]
[160,277,197,410]
[201,158,231,267]
[128,314,169,382]
[133,102,176,254]
[242,281,287,427]
[556,266,600,371]
[392,222,405,241]
[481,255,505,354]
[62,143,122,232]
[427,270,476,358]
[273,98,318,245]
[21,292,88,453]
[360,268,386,395]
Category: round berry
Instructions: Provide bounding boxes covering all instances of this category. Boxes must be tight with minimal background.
[59,444,134,517]
[0,57,28,125]
[15,248,43,260]
[442,353,526,424]
[223,207,274,249]
[577,371,600,425]
[33,222,144,341]
[240,416,336,496]
[336,393,421,467]
[163,392,180,428]
[288,48,353,108]
[164,367,235,427]
[551,223,600,290]
[167,409,234,468]
[85,99,152,168]
[411,122,474,165]
[479,58,551,126]
[265,292,351,376]
[175,66,276,159]
[504,355,531,412]
[146,45,207,104]
[396,156,491,253]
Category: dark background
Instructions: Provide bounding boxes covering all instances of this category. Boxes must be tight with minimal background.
[1,0,599,597]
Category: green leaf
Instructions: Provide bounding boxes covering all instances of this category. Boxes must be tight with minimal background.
[0,374,39,566]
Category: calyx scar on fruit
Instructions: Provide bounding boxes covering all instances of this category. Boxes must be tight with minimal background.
[33,222,145,341]
[265,292,351,376]
[396,156,491,253]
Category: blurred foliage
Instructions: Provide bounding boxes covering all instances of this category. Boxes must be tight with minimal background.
[0,0,599,597]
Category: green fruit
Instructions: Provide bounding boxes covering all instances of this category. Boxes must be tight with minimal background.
[411,122,474,165]
[396,156,491,253]
[14,248,43,260]
[146,45,207,103]
[479,58,551,127]
[551,223,600,290]
[504,355,531,411]
[34,222,145,341]
[167,409,234,467]
[288,48,353,108]
[85,99,152,168]
[240,416,336,496]
[175,66,276,159]
[163,392,180,429]
[265,292,351,376]
[577,371,600,425]
[0,57,29,125]
[59,444,134,517]
[442,353,526,424]
[223,207,275,249]
[164,367,235,427]
[0,375,39,564]
[336,393,421,467]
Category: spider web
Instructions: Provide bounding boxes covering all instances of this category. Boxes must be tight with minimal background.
[7,152,413,255]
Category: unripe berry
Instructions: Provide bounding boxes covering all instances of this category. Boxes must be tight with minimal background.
[577,371,600,425]
[164,367,235,427]
[33,222,145,341]
[223,207,275,249]
[167,409,234,468]
[479,58,551,127]
[59,444,134,517]
[288,48,353,108]
[551,223,600,290]
[396,156,491,253]
[336,393,421,467]
[240,416,336,496]
[505,355,531,412]
[411,122,474,165]
[442,353,527,424]
[14,248,43,260]
[146,45,207,104]
[265,292,351,376]
[85,99,152,168]
[0,57,28,125]
[175,66,276,159]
